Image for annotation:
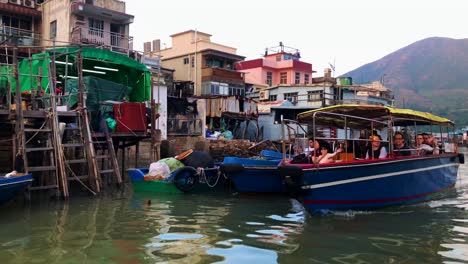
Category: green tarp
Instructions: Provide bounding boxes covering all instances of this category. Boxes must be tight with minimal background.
[64,76,132,111]
[12,47,150,102]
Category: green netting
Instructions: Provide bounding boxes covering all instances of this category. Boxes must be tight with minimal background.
[12,47,150,102]
[64,76,132,111]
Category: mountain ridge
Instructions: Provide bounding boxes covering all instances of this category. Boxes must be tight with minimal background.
[341,37,468,127]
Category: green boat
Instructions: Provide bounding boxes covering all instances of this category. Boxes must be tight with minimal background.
[128,166,225,194]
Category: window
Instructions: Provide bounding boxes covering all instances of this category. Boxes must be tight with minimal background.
[280,72,287,84]
[191,56,195,67]
[210,82,219,94]
[269,94,277,101]
[295,72,300,84]
[304,74,309,84]
[284,92,298,103]
[276,55,281,61]
[183,57,189,64]
[205,57,224,68]
[308,90,323,102]
[50,20,57,39]
[266,72,272,86]
[88,18,104,37]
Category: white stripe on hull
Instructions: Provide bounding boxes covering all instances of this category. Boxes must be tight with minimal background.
[302,163,458,190]
[0,179,33,187]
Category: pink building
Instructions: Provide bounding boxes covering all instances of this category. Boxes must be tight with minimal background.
[236,43,315,87]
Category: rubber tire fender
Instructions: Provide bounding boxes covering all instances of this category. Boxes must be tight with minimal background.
[277,165,305,195]
[172,166,199,193]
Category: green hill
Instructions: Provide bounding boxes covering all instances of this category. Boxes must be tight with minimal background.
[341,37,468,127]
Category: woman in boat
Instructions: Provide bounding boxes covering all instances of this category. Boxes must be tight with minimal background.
[393,131,412,156]
[313,141,343,164]
[365,134,388,159]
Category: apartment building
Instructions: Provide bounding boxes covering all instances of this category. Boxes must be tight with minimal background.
[41,0,134,53]
[0,0,42,48]
[236,43,315,88]
[147,30,245,96]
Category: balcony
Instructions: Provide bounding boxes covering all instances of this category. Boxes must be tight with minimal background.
[0,26,41,46]
[201,67,244,84]
[71,26,133,54]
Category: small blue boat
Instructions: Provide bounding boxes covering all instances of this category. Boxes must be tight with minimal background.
[220,155,285,193]
[0,173,33,204]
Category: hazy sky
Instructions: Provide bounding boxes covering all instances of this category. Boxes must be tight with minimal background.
[124,0,466,76]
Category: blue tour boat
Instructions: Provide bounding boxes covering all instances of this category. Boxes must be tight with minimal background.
[277,104,464,213]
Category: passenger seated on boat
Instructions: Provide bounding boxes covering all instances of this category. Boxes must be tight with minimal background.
[419,133,439,155]
[354,132,368,159]
[365,135,388,159]
[312,141,343,164]
[301,138,319,156]
[393,131,412,157]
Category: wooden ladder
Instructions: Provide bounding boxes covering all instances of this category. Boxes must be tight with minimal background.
[24,115,60,195]
[91,119,122,187]
[61,112,96,190]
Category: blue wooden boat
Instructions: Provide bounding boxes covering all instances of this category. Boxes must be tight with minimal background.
[220,156,285,193]
[276,104,464,214]
[128,166,224,194]
[0,173,33,203]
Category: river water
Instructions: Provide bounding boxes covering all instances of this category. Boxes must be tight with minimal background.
[0,149,467,264]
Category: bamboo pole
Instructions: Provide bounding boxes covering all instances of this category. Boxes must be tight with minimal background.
[12,48,27,173]
[48,52,69,198]
[77,49,101,193]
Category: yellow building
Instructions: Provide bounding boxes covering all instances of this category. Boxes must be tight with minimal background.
[40,0,134,53]
[146,30,245,96]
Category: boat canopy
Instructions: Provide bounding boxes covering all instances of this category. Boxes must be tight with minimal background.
[297,104,454,127]
[6,47,150,102]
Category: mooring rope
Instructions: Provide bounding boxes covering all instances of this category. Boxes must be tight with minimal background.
[197,167,221,188]
[64,159,97,196]
[25,118,49,144]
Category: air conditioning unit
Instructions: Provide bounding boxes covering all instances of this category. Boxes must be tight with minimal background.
[259,90,269,100]
[8,0,22,5]
[23,0,34,8]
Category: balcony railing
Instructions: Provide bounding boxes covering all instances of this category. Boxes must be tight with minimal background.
[71,26,133,54]
[0,26,41,46]
[201,67,244,84]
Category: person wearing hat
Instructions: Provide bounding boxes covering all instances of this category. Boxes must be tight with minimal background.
[365,134,388,159]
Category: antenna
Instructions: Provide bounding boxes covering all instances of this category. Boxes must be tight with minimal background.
[328,58,336,77]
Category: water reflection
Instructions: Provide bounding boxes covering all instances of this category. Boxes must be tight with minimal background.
[137,193,305,263]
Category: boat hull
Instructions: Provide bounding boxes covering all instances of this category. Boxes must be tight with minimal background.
[278,155,460,213]
[0,174,33,203]
[221,157,284,193]
[128,166,224,194]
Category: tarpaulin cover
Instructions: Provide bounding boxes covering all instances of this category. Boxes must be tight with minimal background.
[64,76,131,112]
[8,47,150,102]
